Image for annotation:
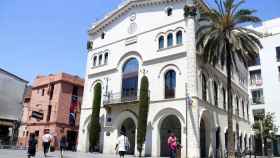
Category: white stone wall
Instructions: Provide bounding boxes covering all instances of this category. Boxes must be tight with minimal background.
[248,18,280,134]
[78,0,252,157]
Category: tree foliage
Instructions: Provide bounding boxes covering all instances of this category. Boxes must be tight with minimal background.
[89,83,102,152]
[253,112,278,139]
[195,0,262,157]
[137,76,149,156]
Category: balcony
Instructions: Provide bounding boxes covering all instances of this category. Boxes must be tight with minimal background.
[250,97,265,105]
[250,79,263,86]
[103,90,139,105]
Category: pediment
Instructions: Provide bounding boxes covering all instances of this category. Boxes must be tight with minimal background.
[89,0,185,35]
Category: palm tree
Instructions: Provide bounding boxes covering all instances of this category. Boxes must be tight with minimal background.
[195,0,263,157]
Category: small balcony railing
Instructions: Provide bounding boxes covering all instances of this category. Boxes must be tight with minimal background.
[250,97,265,105]
[103,90,139,105]
[250,79,263,86]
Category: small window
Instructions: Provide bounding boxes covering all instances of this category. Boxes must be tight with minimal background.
[93,56,97,67]
[222,88,226,110]
[46,105,52,122]
[213,81,218,106]
[159,36,164,49]
[41,89,45,96]
[276,46,280,62]
[167,8,173,16]
[104,53,108,65]
[167,33,173,47]
[202,74,207,101]
[242,100,245,117]
[49,84,54,100]
[101,32,105,39]
[98,54,103,65]
[278,66,280,81]
[35,130,39,137]
[72,86,78,96]
[249,55,261,66]
[176,31,182,45]
[236,96,239,116]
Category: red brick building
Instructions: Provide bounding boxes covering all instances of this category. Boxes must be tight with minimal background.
[17,73,84,150]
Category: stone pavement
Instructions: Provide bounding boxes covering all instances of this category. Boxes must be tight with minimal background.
[0,149,279,158]
[0,149,128,158]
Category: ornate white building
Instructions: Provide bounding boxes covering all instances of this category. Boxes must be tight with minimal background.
[78,0,252,157]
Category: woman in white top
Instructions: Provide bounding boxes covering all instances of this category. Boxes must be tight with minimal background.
[115,131,130,158]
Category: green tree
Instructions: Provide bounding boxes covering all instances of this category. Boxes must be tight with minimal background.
[253,112,278,155]
[194,0,263,157]
[89,83,102,152]
[137,76,149,157]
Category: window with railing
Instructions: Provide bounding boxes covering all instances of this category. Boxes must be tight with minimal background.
[251,89,264,104]
[276,46,280,62]
[249,70,262,86]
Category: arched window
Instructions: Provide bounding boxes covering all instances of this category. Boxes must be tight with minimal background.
[236,96,239,116]
[213,81,218,106]
[122,58,139,100]
[98,54,103,65]
[159,36,164,49]
[222,88,226,110]
[93,56,97,66]
[176,31,182,45]
[167,33,173,47]
[104,53,108,65]
[202,74,207,101]
[225,129,228,150]
[242,100,245,117]
[165,70,176,99]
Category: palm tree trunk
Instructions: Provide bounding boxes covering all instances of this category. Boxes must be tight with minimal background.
[226,52,235,158]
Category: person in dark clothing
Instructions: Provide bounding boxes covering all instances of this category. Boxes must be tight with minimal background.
[60,135,67,158]
[27,133,37,158]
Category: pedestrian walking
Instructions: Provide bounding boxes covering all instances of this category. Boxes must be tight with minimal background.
[27,133,37,158]
[168,132,177,158]
[42,130,53,157]
[115,130,130,158]
[60,134,67,158]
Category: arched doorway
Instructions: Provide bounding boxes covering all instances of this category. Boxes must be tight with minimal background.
[160,115,181,157]
[120,118,136,155]
[200,118,207,158]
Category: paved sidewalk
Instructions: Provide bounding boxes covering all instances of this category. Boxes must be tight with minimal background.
[0,149,127,158]
[0,149,279,158]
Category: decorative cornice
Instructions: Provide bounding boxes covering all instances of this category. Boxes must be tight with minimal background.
[88,0,184,35]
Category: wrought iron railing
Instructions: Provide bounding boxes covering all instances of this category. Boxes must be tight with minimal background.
[250,97,265,105]
[103,90,139,105]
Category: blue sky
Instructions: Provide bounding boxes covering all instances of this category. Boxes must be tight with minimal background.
[0,0,279,83]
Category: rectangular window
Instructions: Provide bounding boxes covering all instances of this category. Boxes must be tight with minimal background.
[249,70,262,86]
[49,84,54,100]
[35,130,39,137]
[253,109,265,121]
[41,89,45,96]
[251,89,264,104]
[46,105,52,122]
[276,46,280,62]
[72,86,78,96]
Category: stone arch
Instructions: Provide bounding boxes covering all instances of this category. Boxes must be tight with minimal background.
[152,108,185,127]
[157,64,182,78]
[199,109,215,158]
[113,110,138,129]
[90,79,103,92]
[116,51,143,69]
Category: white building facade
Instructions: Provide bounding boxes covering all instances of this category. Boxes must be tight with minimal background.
[78,0,252,157]
[247,18,280,155]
